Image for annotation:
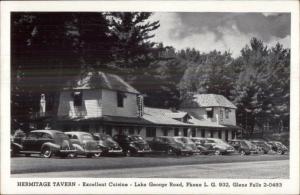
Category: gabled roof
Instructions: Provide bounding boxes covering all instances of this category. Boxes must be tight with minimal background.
[143,107,192,126]
[182,94,237,109]
[64,71,139,94]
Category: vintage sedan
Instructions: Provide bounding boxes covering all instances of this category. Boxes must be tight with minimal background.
[228,139,257,155]
[203,138,235,155]
[190,137,215,155]
[92,133,123,156]
[11,130,77,158]
[251,140,272,154]
[267,141,288,154]
[173,137,200,154]
[65,131,102,158]
[113,134,151,156]
[148,136,194,156]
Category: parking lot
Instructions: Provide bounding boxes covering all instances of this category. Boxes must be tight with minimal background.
[11,153,289,178]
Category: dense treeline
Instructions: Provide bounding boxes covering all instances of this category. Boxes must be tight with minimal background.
[11,12,290,136]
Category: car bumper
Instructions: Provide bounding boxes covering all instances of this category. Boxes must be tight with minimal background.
[59,149,77,153]
[84,150,102,154]
[136,149,152,153]
[108,149,123,153]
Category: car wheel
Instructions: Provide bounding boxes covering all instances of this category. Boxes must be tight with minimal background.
[240,150,246,156]
[214,150,221,155]
[86,154,93,158]
[25,153,31,157]
[94,152,102,158]
[68,153,77,158]
[41,147,52,158]
[277,149,283,155]
[166,147,174,155]
[124,150,132,157]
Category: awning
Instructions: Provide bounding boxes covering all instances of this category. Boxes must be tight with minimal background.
[223,124,242,129]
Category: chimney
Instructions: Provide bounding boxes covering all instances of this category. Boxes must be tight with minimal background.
[40,94,46,117]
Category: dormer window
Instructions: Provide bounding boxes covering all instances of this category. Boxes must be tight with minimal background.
[117,91,126,107]
[73,91,82,107]
[206,107,213,118]
[225,108,230,119]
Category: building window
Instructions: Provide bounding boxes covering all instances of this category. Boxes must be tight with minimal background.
[117,91,126,107]
[128,127,135,135]
[225,130,229,141]
[105,126,112,136]
[232,130,235,139]
[225,108,230,119]
[146,127,156,137]
[206,108,213,118]
[174,128,179,136]
[73,91,82,107]
[220,109,224,122]
[191,128,196,137]
[210,130,214,138]
[183,128,188,137]
[200,129,205,137]
[162,127,169,136]
[218,131,222,139]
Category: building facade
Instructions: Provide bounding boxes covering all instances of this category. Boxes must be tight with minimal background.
[32,71,240,141]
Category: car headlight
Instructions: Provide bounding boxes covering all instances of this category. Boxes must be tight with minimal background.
[129,143,135,147]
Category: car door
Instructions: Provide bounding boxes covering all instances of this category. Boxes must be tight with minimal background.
[22,132,39,151]
[37,132,53,150]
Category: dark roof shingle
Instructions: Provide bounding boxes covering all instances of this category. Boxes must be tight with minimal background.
[64,71,139,94]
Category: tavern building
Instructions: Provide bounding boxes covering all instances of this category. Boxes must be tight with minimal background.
[31,71,240,141]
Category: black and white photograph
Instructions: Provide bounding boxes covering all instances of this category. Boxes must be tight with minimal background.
[1,1,299,194]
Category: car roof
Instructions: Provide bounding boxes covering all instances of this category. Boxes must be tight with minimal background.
[206,138,222,141]
[30,130,64,134]
[65,131,92,136]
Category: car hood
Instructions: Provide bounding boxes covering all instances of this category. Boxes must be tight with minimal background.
[98,139,120,148]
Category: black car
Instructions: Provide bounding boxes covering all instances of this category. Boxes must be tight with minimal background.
[93,133,123,156]
[113,134,151,156]
[190,137,215,155]
[65,131,102,158]
[267,141,288,154]
[228,139,257,155]
[148,136,194,156]
[251,140,272,154]
[11,130,77,158]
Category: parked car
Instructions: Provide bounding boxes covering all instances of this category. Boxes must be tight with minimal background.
[251,140,272,154]
[202,138,235,155]
[190,137,215,155]
[173,137,200,154]
[113,134,151,156]
[267,141,288,154]
[228,139,257,155]
[92,133,123,156]
[65,131,102,158]
[148,136,194,156]
[11,130,77,158]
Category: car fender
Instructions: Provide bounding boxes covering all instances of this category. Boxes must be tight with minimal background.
[41,142,60,152]
[12,142,23,150]
[72,143,85,152]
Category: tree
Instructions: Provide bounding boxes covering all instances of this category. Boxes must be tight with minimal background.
[233,38,290,136]
[179,50,234,102]
[107,12,161,71]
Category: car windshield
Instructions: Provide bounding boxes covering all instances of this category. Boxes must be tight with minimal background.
[205,140,216,144]
[130,136,144,141]
[82,134,94,141]
[244,140,253,148]
[174,137,185,144]
[182,138,194,144]
[56,133,68,139]
[164,138,176,144]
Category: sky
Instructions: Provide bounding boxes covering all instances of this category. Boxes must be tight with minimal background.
[150,12,291,57]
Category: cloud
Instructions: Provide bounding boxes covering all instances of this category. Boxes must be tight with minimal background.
[150,12,291,57]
